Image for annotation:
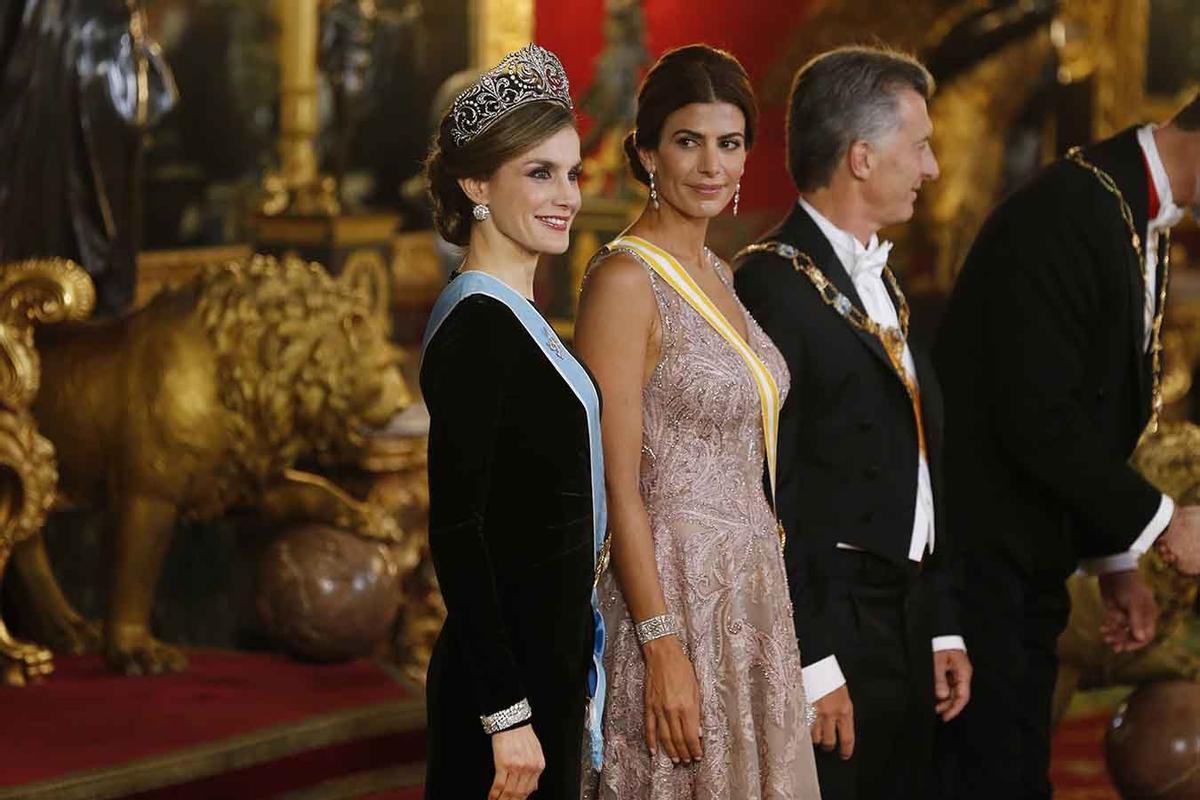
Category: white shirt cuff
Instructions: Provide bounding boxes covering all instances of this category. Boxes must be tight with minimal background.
[1079,494,1175,575]
[801,655,846,703]
[932,635,966,653]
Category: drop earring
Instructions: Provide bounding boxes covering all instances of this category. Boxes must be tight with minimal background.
[472,203,490,221]
[649,172,660,211]
[733,182,741,217]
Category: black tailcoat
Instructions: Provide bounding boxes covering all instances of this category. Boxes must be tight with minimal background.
[736,204,960,799]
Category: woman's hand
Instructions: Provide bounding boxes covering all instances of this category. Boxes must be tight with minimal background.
[489,724,545,800]
[643,635,704,764]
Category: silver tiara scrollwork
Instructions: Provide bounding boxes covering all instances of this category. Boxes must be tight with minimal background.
[450,44,573,147]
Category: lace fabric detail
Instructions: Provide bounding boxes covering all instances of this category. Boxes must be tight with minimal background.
[583,248,820,799]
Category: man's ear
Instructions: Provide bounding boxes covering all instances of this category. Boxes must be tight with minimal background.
[458,176,489,206]
[847,139,874,181]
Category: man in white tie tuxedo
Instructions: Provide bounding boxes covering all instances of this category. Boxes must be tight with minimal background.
[735,46,970,800]
[933,96,1200,799]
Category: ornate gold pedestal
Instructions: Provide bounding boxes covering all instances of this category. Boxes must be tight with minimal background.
[0,258,95,686]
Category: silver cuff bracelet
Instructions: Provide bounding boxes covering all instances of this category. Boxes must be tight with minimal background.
[480,698,532,735]
[635,613,680,645]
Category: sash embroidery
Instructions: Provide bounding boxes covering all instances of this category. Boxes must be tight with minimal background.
[609,235,786,547]
[421,271,608,768]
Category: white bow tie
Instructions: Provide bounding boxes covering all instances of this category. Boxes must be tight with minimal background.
[849,240,893,281]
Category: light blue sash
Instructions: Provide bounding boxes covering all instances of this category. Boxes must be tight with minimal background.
[421,270,608,769]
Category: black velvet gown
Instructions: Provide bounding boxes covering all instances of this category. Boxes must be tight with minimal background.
[421,290,598,799]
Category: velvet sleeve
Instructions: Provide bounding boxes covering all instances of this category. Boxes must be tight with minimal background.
[421,296,527,724]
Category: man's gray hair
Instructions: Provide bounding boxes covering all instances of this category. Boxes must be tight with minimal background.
[786,46,934,193]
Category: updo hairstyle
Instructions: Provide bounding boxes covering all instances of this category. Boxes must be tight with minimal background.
[424,101,576,246]
[622,44,758,187]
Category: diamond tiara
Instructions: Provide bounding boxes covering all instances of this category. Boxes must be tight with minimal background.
[449,44,573,147]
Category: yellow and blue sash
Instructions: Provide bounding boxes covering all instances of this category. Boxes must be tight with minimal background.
[421,270,608,769]
[609,235,783,526]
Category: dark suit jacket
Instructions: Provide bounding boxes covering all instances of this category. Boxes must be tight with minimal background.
[735,204,961,668]
[933,126,1163,580]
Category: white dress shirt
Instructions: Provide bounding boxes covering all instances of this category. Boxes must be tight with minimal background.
[797,198,965,703]
[1079,125,1181,575]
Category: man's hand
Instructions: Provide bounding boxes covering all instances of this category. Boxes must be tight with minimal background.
[932,649,972,722]
[1098,569,1158,653]
[1156,505,1200,575]
[810,685,855,760]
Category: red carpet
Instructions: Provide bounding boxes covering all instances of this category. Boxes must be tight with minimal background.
[1051,709,1120,799]
[0,649,426,799]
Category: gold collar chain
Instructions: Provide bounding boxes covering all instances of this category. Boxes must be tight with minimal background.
[1064,147,1171,440]
[736,241,928,455]
[736,242,914,390]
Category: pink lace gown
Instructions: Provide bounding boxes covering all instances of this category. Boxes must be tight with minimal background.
[584,248,821,800]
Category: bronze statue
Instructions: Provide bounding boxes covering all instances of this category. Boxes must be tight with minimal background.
[6,254,409,676]
[578,0,648,198]
[0,258,96,686]
[0,0,176,316]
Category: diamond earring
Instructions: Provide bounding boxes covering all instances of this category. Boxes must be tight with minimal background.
[733,182,741,217]
[472,203,490,221]
[649,172,660,211]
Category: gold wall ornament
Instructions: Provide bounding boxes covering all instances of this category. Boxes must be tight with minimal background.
[0,257,94,686]
[1054,421,1200,725]
[8,254,410,677]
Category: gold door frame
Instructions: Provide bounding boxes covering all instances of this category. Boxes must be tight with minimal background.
[470,0,534,68]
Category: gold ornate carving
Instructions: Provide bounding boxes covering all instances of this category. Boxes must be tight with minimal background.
[10,254,410,677]
[0,259,96,408]
[0,257,94,686]
[338,248,392,329]
[135,245,255,308]
[390,231,445,307]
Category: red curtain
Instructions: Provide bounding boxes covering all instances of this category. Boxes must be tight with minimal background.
[536,0,820,217]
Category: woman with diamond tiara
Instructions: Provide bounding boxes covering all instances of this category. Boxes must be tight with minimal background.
[576,45,821,798]
[420,44,608,800]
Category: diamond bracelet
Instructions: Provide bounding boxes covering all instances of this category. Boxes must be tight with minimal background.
[480,698,532,735]
[634,613,680,645]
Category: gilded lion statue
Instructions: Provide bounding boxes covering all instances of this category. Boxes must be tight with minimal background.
[6,254,409,678]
